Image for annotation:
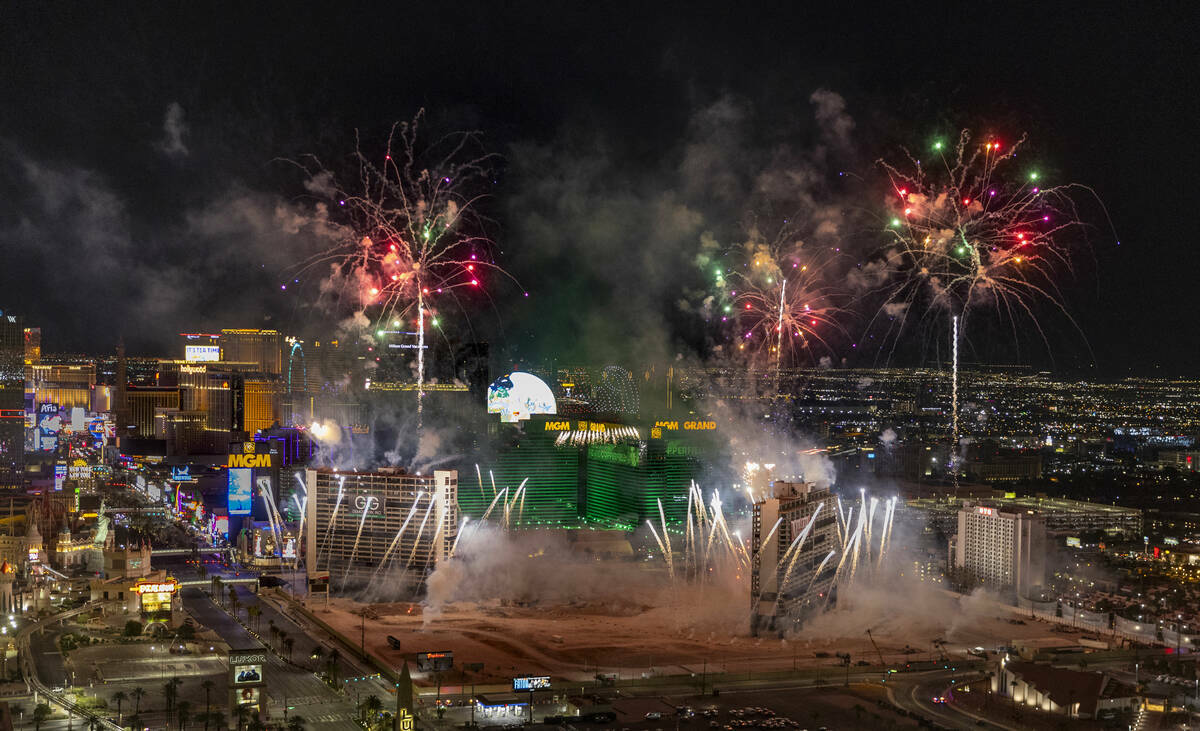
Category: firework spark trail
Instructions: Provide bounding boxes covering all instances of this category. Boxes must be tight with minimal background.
[805,549,838,595]
[877,497,897,568]
[746,529,810,621]
[489,470,497,499]
[865,493,879,560]
[844,504,868,584]
[475,464,485,501]
[417,294,426,427]
[646,519,673,581]
[404,498,436,568]
[427,502,448,561]
[339,499,373,592]
[702,492,721,570]
[776,503,824,597]
[449,516,469,558]
[293,473,309,552]
[824,516,865,610]
[841,507,854,549]
[371,492,425,579]
[755,518,784,562]
[951,314,960,480]
[774,278,787,388]
[685,487,696,575]
[516,477,529,525]
[318,476,346,563]
[657,498,675,576]
[292,493,307,569]
[481,487,508,523]
[260,489,282,558]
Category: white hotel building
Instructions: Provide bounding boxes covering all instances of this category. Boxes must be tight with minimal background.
[952,502,1046,597]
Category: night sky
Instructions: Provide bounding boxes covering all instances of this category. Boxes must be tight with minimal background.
[1,4,1196,375]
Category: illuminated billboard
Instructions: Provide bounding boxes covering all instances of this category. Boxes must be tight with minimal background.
[513,676,551,691]
[234,664,263,684]
[415,651,454,672]
[36,403,62,452]
[228,468,252,515]
[185,345,221,362]
[487,372,556,423]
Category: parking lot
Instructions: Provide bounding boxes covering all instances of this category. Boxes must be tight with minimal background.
[566,686,922,731]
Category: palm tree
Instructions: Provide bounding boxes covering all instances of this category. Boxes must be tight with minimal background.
[201,679,216,729]
[177,699,193,730]
[327,647,342,685]
[286,715,307,731]
[247,605,261,631]
[212,576,224,604]
[364,695,383,729]
[283,635,294,662]
[229,588,240,619]
[132,686,146,714]
[33,703,51,731]
[310,646,323,670]
[268,619,277,645]
[165,676,184,716]
[112,690,128,720]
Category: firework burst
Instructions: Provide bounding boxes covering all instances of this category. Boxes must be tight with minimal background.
[292,111,520,420]
[863,129,1096,355]
[709,233,845,376]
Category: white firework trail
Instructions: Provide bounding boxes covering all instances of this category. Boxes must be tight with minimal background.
[449,516,469,557]
[318,476,346,562]
[657,498,674,577]
[403,498,436,568]
[480,487,508,523]
[776,503,824,595]
[805,549,838,595]
[371,491,424,579]
[646,519,673,580]
[339,498,373,592]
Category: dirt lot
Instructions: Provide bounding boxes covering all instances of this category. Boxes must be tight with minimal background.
[308,565,1074,686]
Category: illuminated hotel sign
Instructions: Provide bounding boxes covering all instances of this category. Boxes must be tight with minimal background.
[135,580,178,595]
[397,709,414,731]
[977,507,995,516]
[185,345,221,362]
[653,420,717,431]
[230,453,272,467]
[228,441,273,468]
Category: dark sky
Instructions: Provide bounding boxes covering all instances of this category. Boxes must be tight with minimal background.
[1,3,1196,375]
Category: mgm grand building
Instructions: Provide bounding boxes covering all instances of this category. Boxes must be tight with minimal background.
[471,370,718,530]
[304,467,458,597]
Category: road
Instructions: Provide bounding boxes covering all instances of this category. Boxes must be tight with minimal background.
[885,669,1017,730]
[16,603,122,730]
[181,585,365,729]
